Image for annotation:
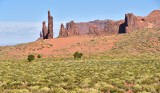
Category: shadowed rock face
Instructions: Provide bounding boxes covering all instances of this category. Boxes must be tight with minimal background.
[105,20,124,34]
[59,10,160,37]
[125,13,137,33]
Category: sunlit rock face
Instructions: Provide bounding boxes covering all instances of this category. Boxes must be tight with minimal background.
[58,10,160,37]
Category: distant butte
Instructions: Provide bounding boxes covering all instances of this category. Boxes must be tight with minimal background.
[37,10,160,39]
[59,10,160,37]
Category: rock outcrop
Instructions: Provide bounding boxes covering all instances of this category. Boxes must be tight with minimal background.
[48,11,53,39]
[59,24,68,37]
[105,20,124,34]
[39,11,53,40]
[88,25,99,36]
[124,13,137,33]
[58,20,124,37]
[59,10,160,37]
[42,21,48,39]
[66,21,79,36]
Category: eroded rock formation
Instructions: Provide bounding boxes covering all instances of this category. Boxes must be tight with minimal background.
[124,13,138,33]
[88,25,99,36]
[66,21,79,36]
[48,11,53,39]
[42,21,48,39]
[58,20,124,37]
[59,10,160,37]
[39,11,53,40]
[59,24,68,37]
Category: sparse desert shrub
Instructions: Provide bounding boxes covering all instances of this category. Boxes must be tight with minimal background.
[52,88,67,93]
[1,57,160,93]
[49,44,53,46]
[40,87,51,92]
[90,39,95,42]
[94,82,114,92]
[29,86,40,91]
[37,54,42,58]
[73,51,83,59]
[27,54,35,62]
[11,89,29,93]
[132,84,143,92]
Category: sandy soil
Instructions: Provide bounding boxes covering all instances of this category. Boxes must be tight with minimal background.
[0,35,122,58]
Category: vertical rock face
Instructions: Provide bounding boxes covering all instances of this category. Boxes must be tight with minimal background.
[57,10,160,38]
[59,20,124,37]
[88,25,99,36]
[104,20,124,35]
[42,21,48,39]
[37,10,160,39]
[66,21,79,36]
[48,11,53,39]
[59,24,68,37]
[124,13,138,33]
[39,11,53,40]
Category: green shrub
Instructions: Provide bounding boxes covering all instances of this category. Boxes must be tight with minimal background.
[94,82,114,92]
[132,84,143,92]
[27,54,35,62]
[73,51,83,59]
[40,87,50,92]
[37,54,42,58]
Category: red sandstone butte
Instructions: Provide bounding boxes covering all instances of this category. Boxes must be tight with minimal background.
[59,10,160,37]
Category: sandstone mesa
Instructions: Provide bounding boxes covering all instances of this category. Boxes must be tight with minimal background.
[59,10,160,37]
[39,10,160,39]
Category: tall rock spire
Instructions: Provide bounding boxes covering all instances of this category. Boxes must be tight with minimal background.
[42,21,48,39]
[48,11,53,39]
[39,11,54,40]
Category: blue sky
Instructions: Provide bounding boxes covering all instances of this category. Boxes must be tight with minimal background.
[0,0,159,45]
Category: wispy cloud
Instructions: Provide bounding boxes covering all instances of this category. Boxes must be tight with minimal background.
[0,21,66,46]
[0,22,41,33]
[0,22,41,45]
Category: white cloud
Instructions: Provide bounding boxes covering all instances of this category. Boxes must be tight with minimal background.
[0,22,41,45]
[0,22,41,33]
[0,21,67,46]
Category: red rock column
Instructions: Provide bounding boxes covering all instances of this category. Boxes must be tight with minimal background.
[42,21,48,39]
[48,11,53,39]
